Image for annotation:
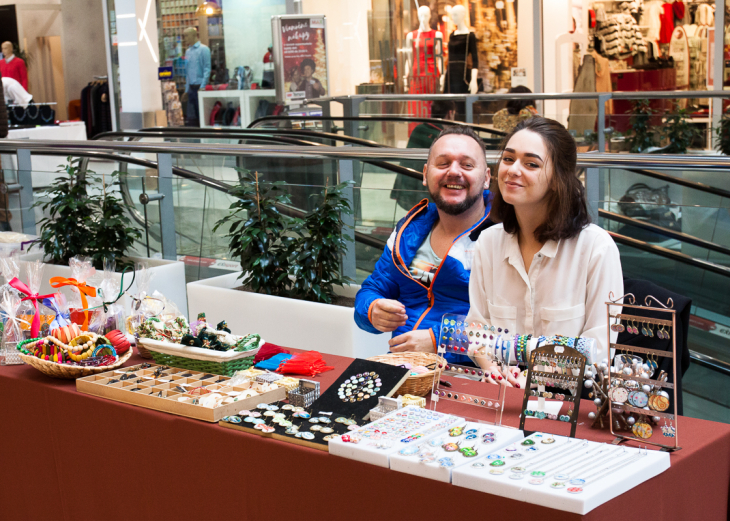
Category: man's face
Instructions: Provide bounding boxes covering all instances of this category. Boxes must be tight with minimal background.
[184,31,196,47]
[423,134,490,215]
[1,42,13,57]
[303,65,313,78]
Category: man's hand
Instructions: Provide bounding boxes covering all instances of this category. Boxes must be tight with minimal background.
[389,330,434,353]
[181,91,189,102]
[371,299,407,332]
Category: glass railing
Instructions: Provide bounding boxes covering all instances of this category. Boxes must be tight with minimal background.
[1,139,729,423]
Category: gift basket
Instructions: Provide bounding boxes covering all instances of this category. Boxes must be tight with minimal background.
[367,352,445,397]
[10,260,131,378]
[136,313,264,375]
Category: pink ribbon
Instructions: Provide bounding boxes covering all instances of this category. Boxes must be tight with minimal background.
[9,277,54,338]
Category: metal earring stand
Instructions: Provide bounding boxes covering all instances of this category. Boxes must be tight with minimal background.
[518,344,586,438]
[606,292,681,452]
[430,314,506,426]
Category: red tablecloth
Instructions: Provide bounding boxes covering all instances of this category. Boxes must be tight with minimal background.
[1,349,729,521]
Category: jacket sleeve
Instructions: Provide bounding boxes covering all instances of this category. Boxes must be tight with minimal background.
[354,245,402,335]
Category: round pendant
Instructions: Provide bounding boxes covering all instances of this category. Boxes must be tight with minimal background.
[541,437,556,444]
[419,454,436,464]
[505,446,517,452]
[285,427,299,435]
[611,387,629,404]
[309,418,320,424]
[471,462,485,469]
[510,453,524,459]
[298,412,311,419]
[489,468,505,475]
[281,404,293,410]
[263,411,275,417]
[248,411,261,418]
[320,427,334,434]
[279,420,292,428]
[521,439,535,446]
[335,417,347,423]
[256,403,269,410]
[632,421,653,439]
[567,487,584,494]
[569,478,586,486]
[487,454,503,460]
[318,417,331,424]
[529,478,544,485]
[650,394,670,412]
[228,416,242,424]
[630,391,649,408]
[253,423,265,430]
[554,474,570,482]
[267,405,279,411]
[489,460,505,467]
[400,445,420,456]
[301,432,315,440]
[238,410,251,416]
[509,473,524,480]
[260,425,275,433]
[438,457,455,468]
[310,425,322,432]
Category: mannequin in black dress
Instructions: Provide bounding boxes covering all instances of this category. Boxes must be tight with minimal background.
[445,5,479,95]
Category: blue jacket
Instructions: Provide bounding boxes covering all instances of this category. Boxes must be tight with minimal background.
[354,193,493,364]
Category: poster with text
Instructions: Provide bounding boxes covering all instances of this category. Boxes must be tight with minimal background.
[276,16,328,103]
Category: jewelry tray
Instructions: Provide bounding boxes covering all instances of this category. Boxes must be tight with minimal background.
[328,405,464,468]
[219,402,366,452]
[389,421,523,483]
[136,337,263,362]
[76,363,286,422]
[452,431,670,515]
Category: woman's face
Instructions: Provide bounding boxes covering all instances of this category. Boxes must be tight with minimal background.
[498,129,553,209]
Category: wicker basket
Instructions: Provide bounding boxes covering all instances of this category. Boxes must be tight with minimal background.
[367,352,445,397]
[136,341,154,359]
[138,338,260,376]
[17,349,133,379]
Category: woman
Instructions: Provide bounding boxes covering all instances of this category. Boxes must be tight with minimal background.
[492,85,538,133]
[467,117,623,386]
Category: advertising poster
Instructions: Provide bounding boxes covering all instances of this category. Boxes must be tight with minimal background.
[272,15,328,104]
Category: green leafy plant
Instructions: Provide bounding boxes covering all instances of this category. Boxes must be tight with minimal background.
[662,103,701,154]
[34,157,141,269]
[625,99,658,153]
[35,157,98,266]
[288,180,354,304]
[215,170,355,304]
[87,171,141,269]
[714,110,730,155]
[214,170,301,296]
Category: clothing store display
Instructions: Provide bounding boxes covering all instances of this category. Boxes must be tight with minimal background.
[672,1,685,22]
[669,26,690,90]
[79,79,111,137]
[208,100,222,126]
[696,3,713,26]
[595,12,647,57]
[568,54,598,137]
[0,55,27,90]
[446,32,478,94]
[186,84,201,126]
[406,29,441,125]
[659,2,675,44]
[185,41,211,92]
[642,1,664,56]
[591,51,613,114]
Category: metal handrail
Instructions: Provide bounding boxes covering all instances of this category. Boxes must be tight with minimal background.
[248,115,507,138]
[6,140,730,170]
[599,210,730,257]
[612,168,730,200]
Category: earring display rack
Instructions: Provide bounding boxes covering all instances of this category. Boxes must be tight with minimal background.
[76,363,285,422]
[432,314,506,426]
[606,293,680,451]
[452,431,671,515]
[519,344,587,438]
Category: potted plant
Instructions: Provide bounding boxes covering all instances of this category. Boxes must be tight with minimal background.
[187,171,389,359]
[22,157,187,315]
[715,110,730,155]
[625,99,658,153]
[662,102,701,154]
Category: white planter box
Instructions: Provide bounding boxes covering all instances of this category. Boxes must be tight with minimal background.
[19,252,188,318]
[186,272,391,359]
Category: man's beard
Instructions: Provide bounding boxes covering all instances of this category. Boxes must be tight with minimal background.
[429,184,482,216]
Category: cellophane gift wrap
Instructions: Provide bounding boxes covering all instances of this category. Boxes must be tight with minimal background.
[0,289,24,365]
[89,259,126,335]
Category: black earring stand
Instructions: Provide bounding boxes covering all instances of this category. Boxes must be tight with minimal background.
[518,344,586,438]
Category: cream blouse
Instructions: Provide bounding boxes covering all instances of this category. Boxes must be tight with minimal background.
[466,223,623,362]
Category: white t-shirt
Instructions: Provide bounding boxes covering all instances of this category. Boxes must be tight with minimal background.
[2,76,32,108]
[466,223,623,361]
[409,229,442,287]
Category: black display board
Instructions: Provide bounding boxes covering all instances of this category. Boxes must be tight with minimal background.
[311,358,410,420]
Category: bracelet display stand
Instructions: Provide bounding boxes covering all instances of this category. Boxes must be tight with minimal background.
[519,344,586,438]
[606,293,681,451]
[432,314,506,425]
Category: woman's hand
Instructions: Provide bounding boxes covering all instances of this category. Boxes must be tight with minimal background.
[473,357,525,389]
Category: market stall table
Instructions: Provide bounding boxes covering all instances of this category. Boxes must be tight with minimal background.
[1,348,729,521]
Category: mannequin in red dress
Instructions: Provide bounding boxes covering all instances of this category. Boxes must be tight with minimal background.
[404,6,444,124]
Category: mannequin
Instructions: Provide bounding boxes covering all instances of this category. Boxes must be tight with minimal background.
[404,6,444,93]
[446,5,479,94]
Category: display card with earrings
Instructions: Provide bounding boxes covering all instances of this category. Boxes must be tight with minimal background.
[518,343,587,438]
[389,420,524,483]
[604,292,681,451]
[432,314,509,426]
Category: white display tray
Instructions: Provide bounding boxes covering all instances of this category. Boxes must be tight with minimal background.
[328,406,464,468]
[452,432,670,515]
[138,337,262,362]
[389,421,524,483]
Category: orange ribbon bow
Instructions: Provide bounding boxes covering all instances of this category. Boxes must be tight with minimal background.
[49,277,97,331]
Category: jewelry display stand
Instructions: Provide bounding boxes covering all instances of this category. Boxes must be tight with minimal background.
[452,431,670,515]
[606,293,681,451]
[389,421,523,483]
[519,344,586,438]
[328,405,463,468]
[431,314,507,425]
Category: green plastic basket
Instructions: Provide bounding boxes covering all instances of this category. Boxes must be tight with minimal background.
[147,350,255,376]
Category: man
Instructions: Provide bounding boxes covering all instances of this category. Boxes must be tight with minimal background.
[299,58,325,98]
[0,42,28,91]
[392,99,457,211]
[355,126,493,363]
[181,28,211,127]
